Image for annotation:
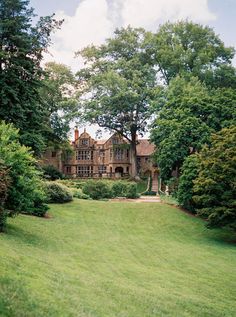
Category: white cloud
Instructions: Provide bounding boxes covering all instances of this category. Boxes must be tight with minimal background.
[121,0,216,29]
[44,0,216,70]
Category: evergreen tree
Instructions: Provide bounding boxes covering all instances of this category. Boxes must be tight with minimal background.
[0,0,62,155]
[193,127,236,230]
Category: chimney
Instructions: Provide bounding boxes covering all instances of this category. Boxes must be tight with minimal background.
[74,126,79,141]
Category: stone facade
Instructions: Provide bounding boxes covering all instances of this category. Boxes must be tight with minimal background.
[41,128,156,179]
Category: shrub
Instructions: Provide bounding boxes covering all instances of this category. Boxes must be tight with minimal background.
[44,182,73,203]
[42,165,64,180]
[0,122,48,219]
[83,180,113,200]
[112,181,127,197]
[71,188,90,200]
[125,183,139,199]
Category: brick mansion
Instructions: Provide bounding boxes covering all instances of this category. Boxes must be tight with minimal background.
[41,127,157,178]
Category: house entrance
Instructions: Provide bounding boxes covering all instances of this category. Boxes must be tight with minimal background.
[115,166,124,177]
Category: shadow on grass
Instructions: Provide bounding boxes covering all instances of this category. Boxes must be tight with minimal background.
[5,223,46,247]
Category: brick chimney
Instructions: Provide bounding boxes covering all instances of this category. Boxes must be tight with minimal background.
[74,126,79,141]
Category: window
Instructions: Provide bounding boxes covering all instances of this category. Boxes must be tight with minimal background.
[81,139,89,146]
[126,149,129,158]
[51,151,56,158]
[66,166,71,174]
[76,165,92,177]
[114,148,123,160]
[126,166,129,173]
[99,150,105,158]
[98,165,106,174]
[145,157,149,163]
[76,151,93,160]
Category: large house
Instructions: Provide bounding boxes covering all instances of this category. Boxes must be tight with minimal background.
[41,127,157,179]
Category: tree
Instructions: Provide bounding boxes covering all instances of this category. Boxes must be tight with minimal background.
[193,127,236,230]
[0,0,62,155]
[151,76,213,180]
[0,121,48,227]
[76,27,160,177]
[39,62,78,146]
[149,21,235,87]
[151,75,236,180]
[177,154,200,213]
[0,161,11,232]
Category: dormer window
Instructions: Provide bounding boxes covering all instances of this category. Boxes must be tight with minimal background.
[82,139,88,146]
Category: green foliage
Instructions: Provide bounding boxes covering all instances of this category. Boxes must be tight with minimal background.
[71,188,90,200]
[151,77,213,179]
[81,180,139,200]
[44,182,73,203]
[0,161,11,231]
[83,180,113,200]
[0,122,48,218]
[40,62,78,145]
[125,182,139,198]
[177,155,200,212]
[193,127,236,230]
[0,0,63,155]
[150,21,235,86]
[112,180,128,197]
[151,76,236,180]
[42,165,64,181]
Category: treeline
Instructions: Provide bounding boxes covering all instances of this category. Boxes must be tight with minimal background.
[0,0,235,232]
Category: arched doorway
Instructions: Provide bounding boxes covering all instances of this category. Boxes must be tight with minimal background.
[115,166,124,178]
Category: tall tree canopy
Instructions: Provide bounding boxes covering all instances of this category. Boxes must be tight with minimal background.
[149,21,236,87]
[76,27,160,176]
[0,0,62,155]
[39,62,78,146]
[150,21,236,181]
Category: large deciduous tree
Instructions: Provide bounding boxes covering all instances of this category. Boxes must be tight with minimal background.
[149,21,236,87]
[150,21,236,181]
[0,0,62,155]
[76,27,160,177]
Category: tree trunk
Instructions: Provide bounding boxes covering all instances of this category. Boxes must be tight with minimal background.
[130,133,138,178]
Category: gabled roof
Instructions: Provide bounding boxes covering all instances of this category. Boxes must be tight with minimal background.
[136,139,155,156]
[96,139,107,145]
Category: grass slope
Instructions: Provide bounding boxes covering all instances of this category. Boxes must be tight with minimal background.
[0,200,235,317]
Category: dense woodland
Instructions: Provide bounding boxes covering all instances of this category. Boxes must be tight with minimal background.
[0,0,235,232]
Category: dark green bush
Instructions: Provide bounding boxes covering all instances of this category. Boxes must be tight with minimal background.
[125,182,139,199]
[42,165,64,181]
[142,191,157,196]
[83,180,113,200]
[112,181,127,197]
[44,182,73,203]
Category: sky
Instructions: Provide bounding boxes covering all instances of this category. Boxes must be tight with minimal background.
[29,0,236,138]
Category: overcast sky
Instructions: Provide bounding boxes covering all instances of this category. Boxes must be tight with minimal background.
[29,0,236,138]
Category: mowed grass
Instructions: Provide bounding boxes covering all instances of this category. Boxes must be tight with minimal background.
[0,200,235,317]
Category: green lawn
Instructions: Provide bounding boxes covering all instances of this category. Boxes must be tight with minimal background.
[0,200,235,317]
